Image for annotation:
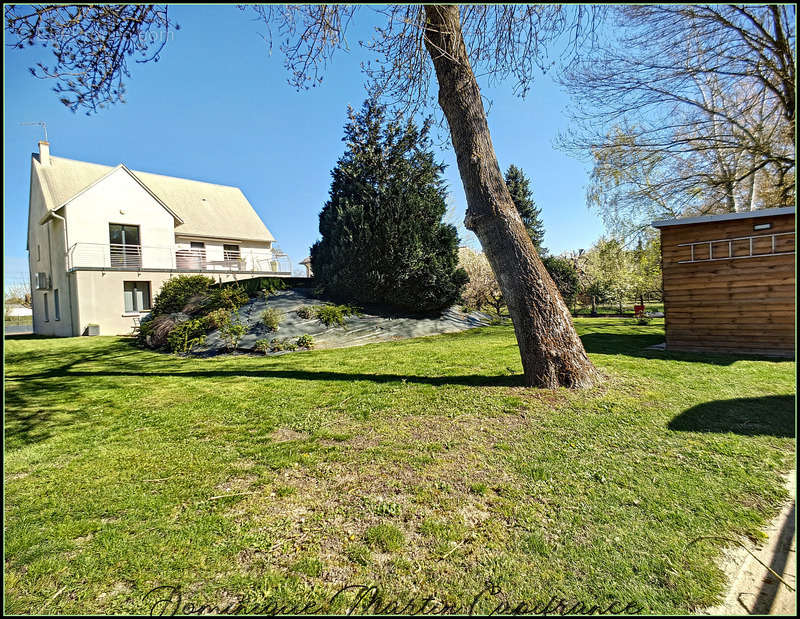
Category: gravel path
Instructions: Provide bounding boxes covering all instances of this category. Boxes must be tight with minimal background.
[197,289,492,355]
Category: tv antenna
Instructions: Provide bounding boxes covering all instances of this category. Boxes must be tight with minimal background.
[21,121,48,141]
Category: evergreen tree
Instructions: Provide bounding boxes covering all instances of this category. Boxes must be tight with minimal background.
[504,165,545,249]
[310,99,467,313]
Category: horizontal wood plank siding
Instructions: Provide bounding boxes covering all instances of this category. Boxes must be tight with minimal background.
[659,213,795,355]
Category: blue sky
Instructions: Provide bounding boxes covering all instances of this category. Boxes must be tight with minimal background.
[4,5,604,285]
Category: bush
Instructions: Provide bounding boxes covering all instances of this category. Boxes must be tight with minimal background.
[295,305,317,320]
[295,334,315,350]
[151,275,215,317]
[314,304,360,327]
[167,318,207,353]
[254,338,271,354]
[207,285,248,313]
[220,320,246,351]
[261,308,283,332]
[139,313,189,349]
[217,277,286,298]
[269,337,297,352]
[202,308,232,330]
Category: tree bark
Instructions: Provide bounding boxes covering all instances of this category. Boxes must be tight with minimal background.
[422,5,597,389]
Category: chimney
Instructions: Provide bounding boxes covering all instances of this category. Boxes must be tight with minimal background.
[38,141,50,166]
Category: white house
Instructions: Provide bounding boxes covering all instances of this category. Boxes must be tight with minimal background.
[27,141,290,336]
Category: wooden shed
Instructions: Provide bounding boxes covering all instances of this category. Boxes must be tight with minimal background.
[652,207,795,356]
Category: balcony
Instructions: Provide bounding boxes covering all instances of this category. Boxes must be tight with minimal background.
[67,243,291,274]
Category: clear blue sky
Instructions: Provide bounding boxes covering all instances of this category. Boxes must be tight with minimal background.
[3,5,605,285]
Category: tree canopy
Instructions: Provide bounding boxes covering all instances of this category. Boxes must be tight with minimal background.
[560,5,796,241]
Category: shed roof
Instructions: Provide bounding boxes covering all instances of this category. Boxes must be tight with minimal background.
[652,206,795,228]
[32,153,275,242]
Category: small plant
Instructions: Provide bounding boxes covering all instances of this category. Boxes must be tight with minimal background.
[345,542,372,566]
[202,308,232,330]
[220,320,246,351]
[314,304,361,327]
[295,334,315,350]
[636,316,651,325]
[269,337,297,352]
[261,308,283,332]
[295,305,317,320]
[167,319,207,353]
[254,338,271,355]
[469,482,488,496]
[364,524,405,552]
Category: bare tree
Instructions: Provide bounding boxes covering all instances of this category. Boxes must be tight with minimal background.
[560,5,795,241]
[6,4,600,388]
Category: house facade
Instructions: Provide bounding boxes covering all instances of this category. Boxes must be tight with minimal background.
[652,206,795,356]
[28,142,290,336]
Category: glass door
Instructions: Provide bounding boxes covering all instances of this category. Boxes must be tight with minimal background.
[109,224,141,268]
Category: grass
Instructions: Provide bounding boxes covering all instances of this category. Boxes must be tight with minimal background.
[4,318,795,614]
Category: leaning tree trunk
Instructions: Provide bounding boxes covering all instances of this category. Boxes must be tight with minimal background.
[423,5,596,388]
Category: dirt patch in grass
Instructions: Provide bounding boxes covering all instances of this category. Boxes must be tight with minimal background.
[269,428,310,443]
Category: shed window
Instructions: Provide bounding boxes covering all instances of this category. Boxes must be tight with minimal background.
[43,292,49,322]
[54,289,61,321]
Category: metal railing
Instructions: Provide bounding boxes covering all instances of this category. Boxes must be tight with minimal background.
[67,242,291,273]
[676,231,795,264]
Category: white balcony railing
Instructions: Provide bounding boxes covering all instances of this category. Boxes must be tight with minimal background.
[67,242,291,273]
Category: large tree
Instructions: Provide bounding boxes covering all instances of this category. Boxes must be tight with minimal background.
[504,165,545,250]
[311,99,466,313]
[6,4,599,388]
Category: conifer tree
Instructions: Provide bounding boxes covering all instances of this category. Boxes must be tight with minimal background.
[310,99,467,313]
[504,165,545,250]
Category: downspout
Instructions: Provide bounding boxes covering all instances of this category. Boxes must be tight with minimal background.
[49,211,75,335]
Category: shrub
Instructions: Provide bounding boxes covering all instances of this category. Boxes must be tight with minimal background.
[269,337,297,352]
[167,318,207,353]
[219,277,286,298]
[295,305,317,320]
[208,285,248,312]
[261,308,283,332]
[202,308,232,330]
[636,316,651,325]
[220,320,246,351]
[151,275,215,317]
[139,313,189,349]
[295,334,315,349]
[254,338,271,354]
[314,304,360,327]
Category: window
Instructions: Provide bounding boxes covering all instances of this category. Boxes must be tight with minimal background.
[223,244,241,263]
[54,289,61,321]
[123,281,152,313]
[37,244,41,261]
[43,293,49,322]
[109,224,141,267]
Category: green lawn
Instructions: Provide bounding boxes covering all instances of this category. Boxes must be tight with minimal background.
[4,319,795,615]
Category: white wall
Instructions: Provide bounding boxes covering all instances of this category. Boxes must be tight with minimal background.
[65,167,176,268]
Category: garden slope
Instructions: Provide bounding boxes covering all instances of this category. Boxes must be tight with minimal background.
[199,289,492,354]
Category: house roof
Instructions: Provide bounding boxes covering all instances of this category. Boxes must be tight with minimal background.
[652,206,795,228]
[33,153,275,242]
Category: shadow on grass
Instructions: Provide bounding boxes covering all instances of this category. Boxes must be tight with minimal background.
[579,329,793,367]
[668,395,795,438]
